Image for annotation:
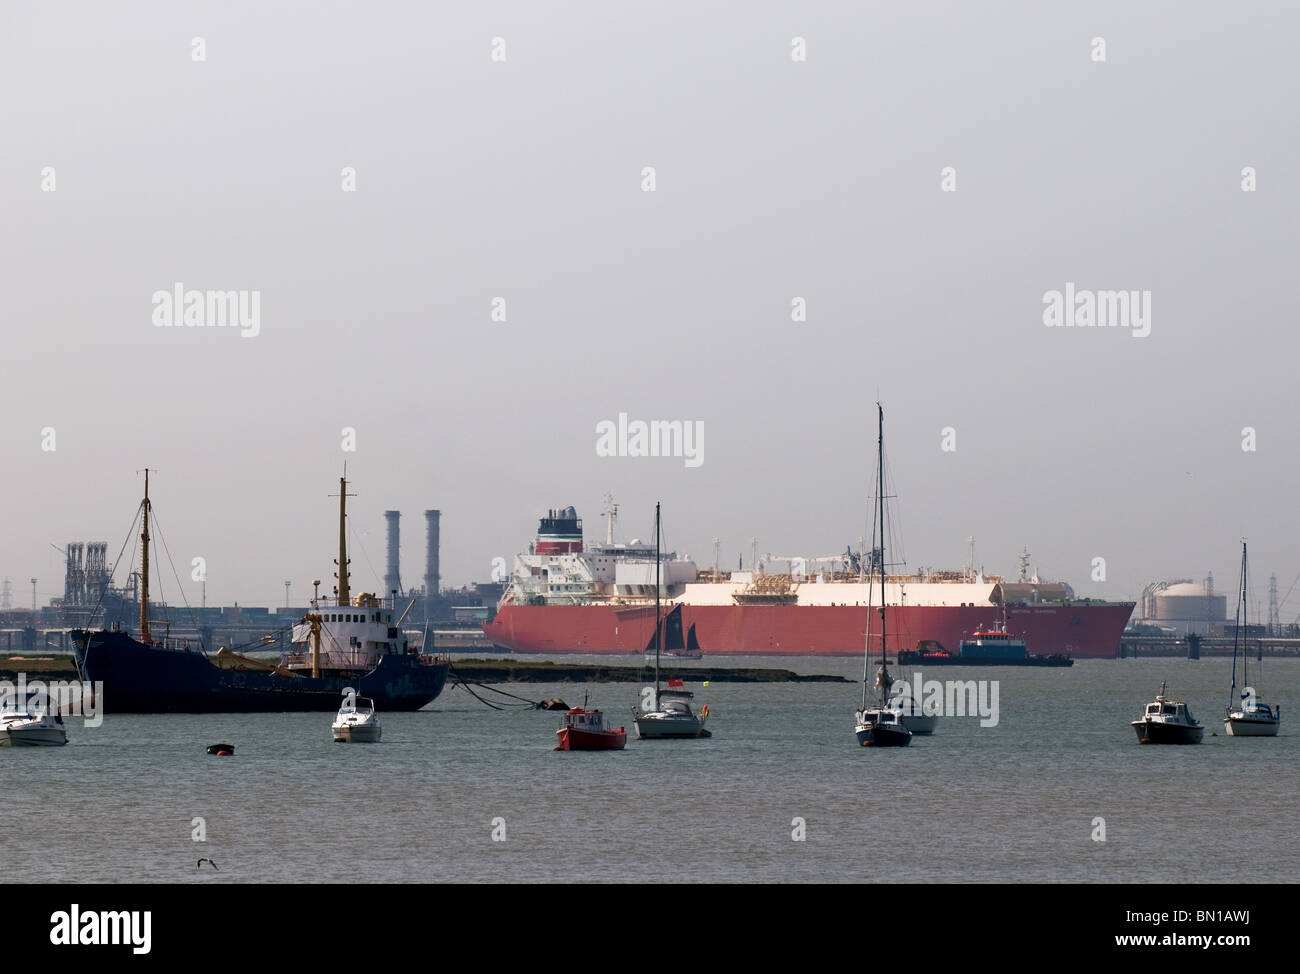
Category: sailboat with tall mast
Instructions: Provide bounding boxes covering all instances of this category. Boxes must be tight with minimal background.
[634,502,710,740]
[1224,540,1280,737]
[72,470,450,712]
[855,405,912,747]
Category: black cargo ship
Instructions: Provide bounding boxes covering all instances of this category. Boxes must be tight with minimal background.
[71,471,449,714]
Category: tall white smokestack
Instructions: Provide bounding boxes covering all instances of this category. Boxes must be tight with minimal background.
[384,510,401,602]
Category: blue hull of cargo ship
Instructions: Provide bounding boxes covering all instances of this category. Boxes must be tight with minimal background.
[70,629,449,713]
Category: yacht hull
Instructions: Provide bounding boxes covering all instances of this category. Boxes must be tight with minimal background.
[634,716,708,739]
[1224,714,1280,737]
[899,713,938,735]
[0,727,68,747]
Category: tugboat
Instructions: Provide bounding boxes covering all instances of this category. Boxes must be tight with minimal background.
[1223,541,1281,737]
[0,704,68,747]
[72,471,450,713]
[1132,682,1203,744]
[854,404,913,748]
[555,698,627,751]
[332,691,382,742]
[898,624,1073,667]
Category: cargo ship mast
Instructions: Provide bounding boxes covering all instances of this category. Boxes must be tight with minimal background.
[332,476,354,606]
[139,468,152,644]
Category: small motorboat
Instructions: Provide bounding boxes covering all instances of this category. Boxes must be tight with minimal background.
[1132,683,1203,744]
[0,705,69,747]
[332,694,382,742]
[554,706,626,751]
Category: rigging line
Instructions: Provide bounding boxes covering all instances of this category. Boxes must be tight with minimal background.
[118,531,141,629]
[445,661,553,710]
[880,436,905,568]
[471,682,547,705]
[150,508,204,646]
[88,502,144,629]
[224,627,294,654]
[1276,570,1300,618]
[450,677,508,710]
[348,523,383,595]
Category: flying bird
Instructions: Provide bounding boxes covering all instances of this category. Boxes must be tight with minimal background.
[197,858,219,870]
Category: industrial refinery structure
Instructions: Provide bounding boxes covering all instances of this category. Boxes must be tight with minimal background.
[379,507,448,622]
[1,507,496,653]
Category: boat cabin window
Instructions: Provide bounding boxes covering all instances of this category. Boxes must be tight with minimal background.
[1147,705,1160,714]
[1162,705,1176,715]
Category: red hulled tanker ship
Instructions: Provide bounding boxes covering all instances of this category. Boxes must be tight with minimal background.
[483,504,1135,658]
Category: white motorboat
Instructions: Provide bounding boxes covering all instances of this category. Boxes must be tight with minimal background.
[1131,682,1203,744]
[0,706,69,747]
[332,693,382,742]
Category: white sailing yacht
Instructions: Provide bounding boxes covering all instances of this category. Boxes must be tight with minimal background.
[855,404,913,747]
[0,700,68,747]
[634,502,710,740]
[1224,541,1280,737]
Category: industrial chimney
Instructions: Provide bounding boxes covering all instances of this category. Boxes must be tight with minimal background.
[424,509,441,620]
[384,510,402,604]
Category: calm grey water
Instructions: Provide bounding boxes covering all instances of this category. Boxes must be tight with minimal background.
[3,657,1297,883]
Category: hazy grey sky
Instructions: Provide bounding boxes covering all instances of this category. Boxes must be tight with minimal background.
[3,2,1298,617]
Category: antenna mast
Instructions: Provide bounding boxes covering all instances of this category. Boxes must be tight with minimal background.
[654,501,662,709]
[877,404,888,686]
[139,468,152,644]
[602,493,618,545]
[332,476,355,606]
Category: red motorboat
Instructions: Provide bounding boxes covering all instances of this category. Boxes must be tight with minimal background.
[554,706,627,751]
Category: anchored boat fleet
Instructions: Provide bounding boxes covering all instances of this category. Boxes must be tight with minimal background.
[19,429,1278,751]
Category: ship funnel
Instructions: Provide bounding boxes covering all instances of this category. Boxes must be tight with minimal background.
[384,510,402,602]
